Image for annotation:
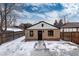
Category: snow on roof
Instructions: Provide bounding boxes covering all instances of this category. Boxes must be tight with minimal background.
[3,28,23,32]
[27,21,58,30]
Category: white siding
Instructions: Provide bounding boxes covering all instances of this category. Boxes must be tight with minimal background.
[61,28,78,32]
[72,28,77,32]
[68,28,73,32]
[60,29,63,32]
[78,28,79,31]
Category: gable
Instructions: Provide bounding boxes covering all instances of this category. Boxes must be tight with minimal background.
[27,21,58,30]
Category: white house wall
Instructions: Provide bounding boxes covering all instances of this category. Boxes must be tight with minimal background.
[25,29,60,40]
[61,28,79,32]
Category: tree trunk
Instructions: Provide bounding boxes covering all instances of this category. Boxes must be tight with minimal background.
[0,12,3,32]
[4,4,7,31]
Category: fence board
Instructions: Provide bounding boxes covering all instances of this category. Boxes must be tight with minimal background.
[0,31,24,44]
[61,32,79,44]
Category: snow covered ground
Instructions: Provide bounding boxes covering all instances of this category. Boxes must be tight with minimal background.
[0,36,79,56]
[45,41,79,56]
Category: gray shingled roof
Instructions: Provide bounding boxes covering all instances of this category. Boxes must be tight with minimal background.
[62,22,79,28]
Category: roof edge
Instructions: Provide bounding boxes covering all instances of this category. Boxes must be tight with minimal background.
[27,21,58,29]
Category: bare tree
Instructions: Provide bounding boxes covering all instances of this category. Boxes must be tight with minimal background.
[54,19,58,27]
[0,11,3,32]
[58,19,64,29]
[6,14,17,27]
[0,4,4,32]
[7,15,12,27]
[4,4,7,31]
[12,15,16,27]
[0,3,15,32]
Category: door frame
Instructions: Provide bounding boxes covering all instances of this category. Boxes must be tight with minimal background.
[38,31,42,40]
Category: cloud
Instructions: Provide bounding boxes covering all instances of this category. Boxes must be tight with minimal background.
[12,3,79,25]
[13,10,59,25]
[61,3,79,21]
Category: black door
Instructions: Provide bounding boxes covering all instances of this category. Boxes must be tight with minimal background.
[38,31,42,40]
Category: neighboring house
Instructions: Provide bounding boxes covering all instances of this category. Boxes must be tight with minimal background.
[25,21,60,41]
[61,22,79,44]
[19,23,32,30]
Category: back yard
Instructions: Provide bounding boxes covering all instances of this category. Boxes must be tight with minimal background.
[0,36,79,56]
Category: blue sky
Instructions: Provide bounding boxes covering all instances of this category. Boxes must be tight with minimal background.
[13,3,79,25]
[23,3,64,13]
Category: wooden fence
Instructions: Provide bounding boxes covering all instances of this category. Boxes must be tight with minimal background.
[61,32,79,44]
[0,31,24,44]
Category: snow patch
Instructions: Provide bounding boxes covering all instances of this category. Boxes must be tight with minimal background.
[45,41,78,51]
[0,37,79,56]
[3,28,23,32]
[0,36,36,56]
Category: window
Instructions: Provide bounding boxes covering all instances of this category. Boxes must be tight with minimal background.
[48,30,54,36]
[41,24,44,27]
[30,31,33,37]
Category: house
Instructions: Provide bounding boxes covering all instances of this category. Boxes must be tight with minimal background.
[25,21,60,41]
[19,23,32,30]
[61,22,79,44]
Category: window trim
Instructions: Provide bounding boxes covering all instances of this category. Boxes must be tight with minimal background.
[48,30,54,37]
[29,30,33,37]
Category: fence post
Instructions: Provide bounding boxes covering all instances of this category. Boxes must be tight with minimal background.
[0,32,3,45]
[0,33,1,45]
[13,31,14,40]
[62,28,64,40]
